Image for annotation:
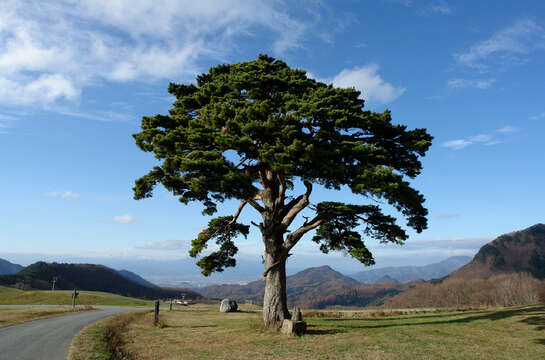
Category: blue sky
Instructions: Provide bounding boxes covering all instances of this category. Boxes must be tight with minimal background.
[1,0,544,281]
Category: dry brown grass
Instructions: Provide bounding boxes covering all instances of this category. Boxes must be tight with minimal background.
[88,304,545,360]
[0,306,94,328]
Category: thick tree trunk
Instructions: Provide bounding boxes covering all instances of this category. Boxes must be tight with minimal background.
[262,252,290,328]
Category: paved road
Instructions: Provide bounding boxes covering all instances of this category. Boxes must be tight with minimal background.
[0,305,146,360]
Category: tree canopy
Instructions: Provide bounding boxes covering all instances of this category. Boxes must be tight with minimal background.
[133,54,432,278]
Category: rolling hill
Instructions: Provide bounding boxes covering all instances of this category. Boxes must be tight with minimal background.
[350,256,471,283]
[0,258,24,275]
[451,223,545,279]
[198,265,406,308]
[0,261,202,300]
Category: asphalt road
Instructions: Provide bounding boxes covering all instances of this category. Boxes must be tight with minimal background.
[0,305,146,360]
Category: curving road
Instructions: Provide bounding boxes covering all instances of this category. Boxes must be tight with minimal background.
[0,305,146,360]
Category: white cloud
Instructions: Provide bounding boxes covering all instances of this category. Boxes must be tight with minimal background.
[455,19,545,69]
[137,239,189,251]
[441,133,498,150]
[529,111,545,120]
[429,1,452,15]
[330,64,406,104]
[45,191,80,199]
[0,0,313,110]
[447,78,495,89]
[441,139,472,150]
[497,125,517,133]
[112,214,138,224]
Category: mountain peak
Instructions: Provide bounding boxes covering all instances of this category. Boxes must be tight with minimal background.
[452,223,545,279]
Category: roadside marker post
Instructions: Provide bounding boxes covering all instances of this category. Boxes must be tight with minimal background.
[154,300,160,326]
[72,288,79,309]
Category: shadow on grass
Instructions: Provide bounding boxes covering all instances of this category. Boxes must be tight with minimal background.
[305,324,347,336]
[317,306,545,332]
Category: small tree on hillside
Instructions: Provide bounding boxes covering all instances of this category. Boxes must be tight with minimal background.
[133,55,432,327]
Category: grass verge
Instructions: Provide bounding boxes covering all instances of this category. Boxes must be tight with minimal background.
[0,306,95,328]
[92,304,545,360]
[0,285,150,307]
[69,311,149,360]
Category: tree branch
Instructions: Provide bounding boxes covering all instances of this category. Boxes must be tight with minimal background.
[280,181,312,229]
[275,172,286,208]
[283,213,329,252]
[248,199,265,213]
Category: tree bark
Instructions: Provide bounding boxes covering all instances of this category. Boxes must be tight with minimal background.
[262,251,290,328]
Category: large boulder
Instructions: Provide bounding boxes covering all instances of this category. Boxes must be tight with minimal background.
[220,298,238,312]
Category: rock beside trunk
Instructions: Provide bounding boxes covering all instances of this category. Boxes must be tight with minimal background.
[281,319,307,336]
[220,298,238,312]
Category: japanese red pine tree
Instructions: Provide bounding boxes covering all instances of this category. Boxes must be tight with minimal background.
[133,55,432,327]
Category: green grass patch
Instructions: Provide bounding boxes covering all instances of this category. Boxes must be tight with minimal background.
[89,304,545,360]
[0,285,151,307]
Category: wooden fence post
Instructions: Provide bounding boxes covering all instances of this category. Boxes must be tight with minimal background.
[72,288,78,309]
[154,300,160,326]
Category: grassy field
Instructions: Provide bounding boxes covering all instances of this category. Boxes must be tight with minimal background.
[0,285,151,307]
[70,304,545,360]
[0,307,95,328]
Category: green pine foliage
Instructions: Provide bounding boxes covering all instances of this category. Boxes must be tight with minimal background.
[133,54,432,276]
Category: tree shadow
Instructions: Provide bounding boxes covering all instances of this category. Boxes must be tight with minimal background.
[304,324,346,336]
[318,306,545,331]
[520,315,545,331]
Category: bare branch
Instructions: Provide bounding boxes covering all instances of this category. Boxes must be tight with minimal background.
[234,157,248,168]
[280,181,312,229]
[283,213,329,252]
[230,200,248,225]
[248,199,265,213]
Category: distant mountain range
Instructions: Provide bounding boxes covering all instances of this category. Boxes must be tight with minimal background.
[0,261,202,300]
[0,258,23,275]
[198,265,415,308]
[350,256,472,284]
[451,223,545,279]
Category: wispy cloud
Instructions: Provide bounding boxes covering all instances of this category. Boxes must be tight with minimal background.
[429,1,452,15]
[137,239,189,251]
[442,125,520,150]
[0,0,316,111]
[45,191,80,199]
[455,19,545,70]
[447,78,495,89]
[497,125,517,133]
[111,214,138,224]
[329,64,407,104]
[442,133,496,150]
[529,111,545,120]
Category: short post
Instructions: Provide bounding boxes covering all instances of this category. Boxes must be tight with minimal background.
[169,299,173,311]
[72,288,79,309]
[154,300,160,326]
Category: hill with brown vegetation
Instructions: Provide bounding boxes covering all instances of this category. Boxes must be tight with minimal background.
[451,223,545,279]
[198,265,409,308]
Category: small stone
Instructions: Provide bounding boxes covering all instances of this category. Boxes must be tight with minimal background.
[292,307,303,321]
[281,319,307,336]
[220,298,238,312]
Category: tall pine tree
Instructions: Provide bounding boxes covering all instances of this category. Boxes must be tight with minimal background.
[133,55,432,327]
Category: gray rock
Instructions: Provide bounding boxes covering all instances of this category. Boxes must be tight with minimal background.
[220,298,238,312]
[281,319,307,336]
[292,307,303,321]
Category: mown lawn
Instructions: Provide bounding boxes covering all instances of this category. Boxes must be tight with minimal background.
[71,304,545,360]
[0,285,151,307]
[0,307,95,328]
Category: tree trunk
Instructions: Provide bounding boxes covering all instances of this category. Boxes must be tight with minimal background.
[262,252,290,328]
